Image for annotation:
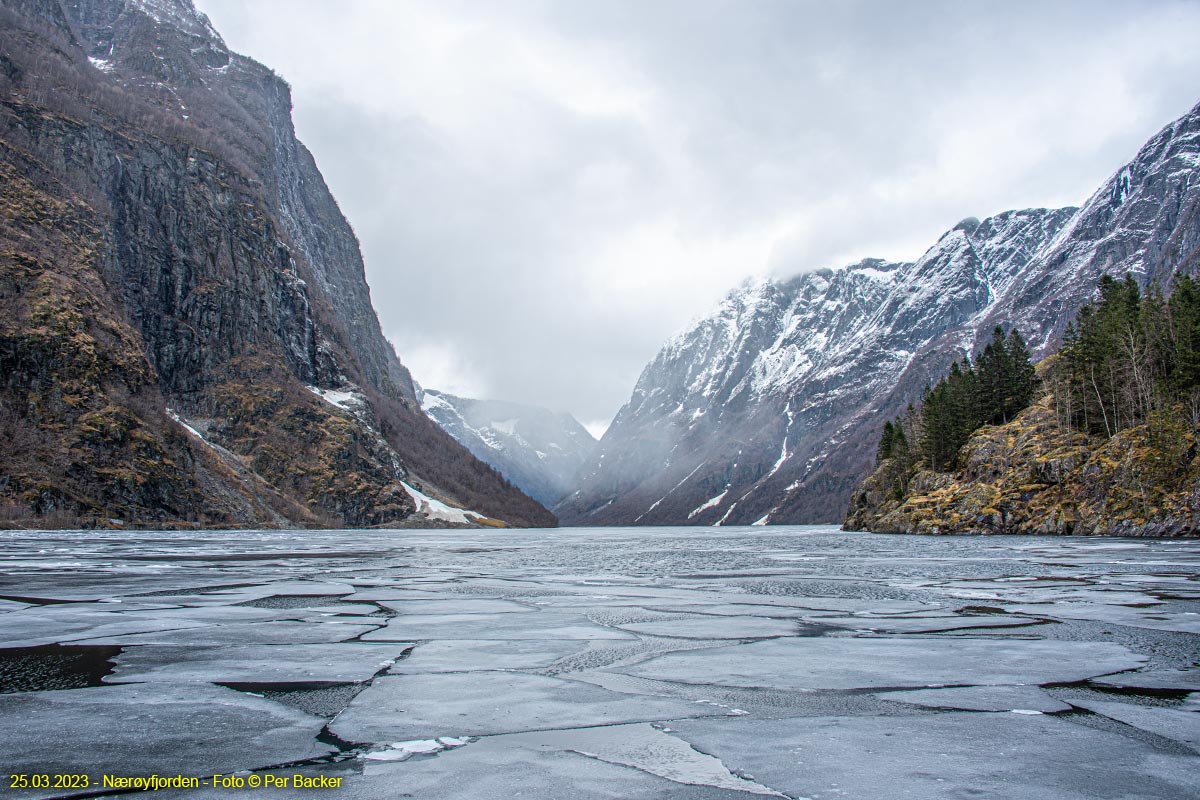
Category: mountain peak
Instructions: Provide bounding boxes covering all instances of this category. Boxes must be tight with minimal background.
[421,389,597,507]
[560,95,1200,527]
[127,0,223,41]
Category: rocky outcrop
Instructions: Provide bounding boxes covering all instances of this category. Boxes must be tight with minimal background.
[845,395,1199,537]
[561,96,1200,528]
[0,0,554,529]
[421,389,596,507]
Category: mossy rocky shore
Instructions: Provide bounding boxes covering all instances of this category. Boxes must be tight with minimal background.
[846,392,1200,537]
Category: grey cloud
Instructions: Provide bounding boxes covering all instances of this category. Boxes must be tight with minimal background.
[196,0,1200,428]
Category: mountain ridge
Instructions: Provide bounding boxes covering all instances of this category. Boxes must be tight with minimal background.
[560,96,1200,527]
[0,0,554,529]
[421,388,596,507]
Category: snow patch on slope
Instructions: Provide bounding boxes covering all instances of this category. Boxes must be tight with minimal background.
[688,487,729,519]
[166,408,206,442]
[399,481,481,525]
[307,385,364,411]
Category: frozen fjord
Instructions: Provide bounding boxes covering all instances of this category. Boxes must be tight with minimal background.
[0,526,1197,799]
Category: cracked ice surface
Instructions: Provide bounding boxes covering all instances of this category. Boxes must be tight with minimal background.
[0,683,334,794]
[362,610,635,641]
[108,643,413,683]
[0,526,1197,798]
[875,684,1073,713]
[329,671,730,741]
[620,637,1147,689]
[1071,699,1200,750]
[389,638,587,672]
[482,723,786,795]
[670,712,1200,800]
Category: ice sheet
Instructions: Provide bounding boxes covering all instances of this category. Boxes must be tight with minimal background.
[330,672,729,742]
[495,723,785,795]
[670,712,1200,800]
[0,526,1196,799]
[876,685,1072,712]
[389,639,587,672]
[1073,699,1200,750]
[614,615,804,639]
[621,637,1146,690]
[0,683,332,792]
[1094,669,1200,691]
[362,611,635,641]
[107,643,412,683]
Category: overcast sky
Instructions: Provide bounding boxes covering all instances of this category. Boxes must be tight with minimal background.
[195,0,1200,437]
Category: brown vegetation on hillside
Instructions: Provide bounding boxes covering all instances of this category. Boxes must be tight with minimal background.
[0,2,554,529]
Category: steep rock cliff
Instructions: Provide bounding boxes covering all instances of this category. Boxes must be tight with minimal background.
[0,0,554,528]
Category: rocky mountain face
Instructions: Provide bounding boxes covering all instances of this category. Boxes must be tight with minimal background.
[0,0,554,529]
[559,98,1200,527]
[420,389,596,507]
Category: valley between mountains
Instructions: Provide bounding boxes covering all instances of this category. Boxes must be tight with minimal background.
[558,97,1200,534]
[0,5,1198,799]
[2,0,1199,537]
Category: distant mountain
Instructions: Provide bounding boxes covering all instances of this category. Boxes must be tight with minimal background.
[421,389,596,507]
[0,0,554,528]
[558,97,1200,527]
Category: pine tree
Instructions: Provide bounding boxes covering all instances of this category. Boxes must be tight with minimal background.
[913,325,1039,473]
[1053,271,1200,436]
[890,414,913,498]
[1058,273,1156,436]
[1169,274,1200,425]
[921,383,948,469]
[976,326,1008,424]
[1004,328,1039,420]
[876,421,895,465]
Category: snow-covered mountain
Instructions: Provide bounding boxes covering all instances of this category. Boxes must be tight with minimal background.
[422,390,597,507]
[558,98,1200,527]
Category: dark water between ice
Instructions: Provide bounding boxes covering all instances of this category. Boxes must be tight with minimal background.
[0,525,1197,799]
